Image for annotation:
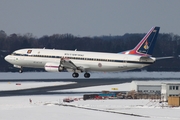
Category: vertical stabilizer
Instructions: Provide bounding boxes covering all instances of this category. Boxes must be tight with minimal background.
[121,27,160,56]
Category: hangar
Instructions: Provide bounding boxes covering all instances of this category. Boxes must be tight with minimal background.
[130,81,180,101]
[130,81,162,94]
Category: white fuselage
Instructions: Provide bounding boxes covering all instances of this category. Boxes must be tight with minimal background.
[5,48,155,72]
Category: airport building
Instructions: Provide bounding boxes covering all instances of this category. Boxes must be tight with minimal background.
[161,83,180,101]
[131,81,180,101]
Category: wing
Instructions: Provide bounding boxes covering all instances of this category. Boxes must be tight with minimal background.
[60,58,89,72]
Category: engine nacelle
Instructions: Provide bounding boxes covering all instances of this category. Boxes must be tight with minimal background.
[44,63,63,72]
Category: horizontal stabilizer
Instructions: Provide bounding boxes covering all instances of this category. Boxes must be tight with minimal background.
[139,56,155,62]
[156,56,174,60]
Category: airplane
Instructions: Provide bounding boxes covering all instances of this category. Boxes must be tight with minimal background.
[5,26,160,78]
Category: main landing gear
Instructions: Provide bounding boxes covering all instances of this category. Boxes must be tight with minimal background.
[72,72,91,78]
[72,72,79,78]
[84,72,90,78]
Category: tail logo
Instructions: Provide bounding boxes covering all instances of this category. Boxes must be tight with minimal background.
[143,41,149,50]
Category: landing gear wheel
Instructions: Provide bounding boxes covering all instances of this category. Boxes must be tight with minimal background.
[84,73,90,78]
[19,69,23,73]
[58,66,64,72]
[72,73,79,78]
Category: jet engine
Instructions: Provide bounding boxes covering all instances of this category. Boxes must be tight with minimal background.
[44,63,64,72]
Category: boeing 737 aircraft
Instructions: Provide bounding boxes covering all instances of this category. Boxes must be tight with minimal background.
[5,27,160,78]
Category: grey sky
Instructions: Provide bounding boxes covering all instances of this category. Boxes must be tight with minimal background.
[0,0,180,37]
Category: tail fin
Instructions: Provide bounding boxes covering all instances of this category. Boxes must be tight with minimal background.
[121,27,160,56]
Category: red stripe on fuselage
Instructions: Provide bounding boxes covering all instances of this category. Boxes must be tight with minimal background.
[45,66,59,68]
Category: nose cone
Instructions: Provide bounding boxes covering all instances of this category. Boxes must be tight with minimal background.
[4,55,10,62]
[4,55,16,64]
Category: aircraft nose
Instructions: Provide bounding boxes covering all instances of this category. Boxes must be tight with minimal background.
[4,55,10,62]
[4,55,16,64]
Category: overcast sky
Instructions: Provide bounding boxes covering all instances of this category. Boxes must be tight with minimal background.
[0,0,180,37]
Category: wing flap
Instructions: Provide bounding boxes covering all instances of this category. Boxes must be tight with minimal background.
[61,58,89,72]
[61,59,77,69]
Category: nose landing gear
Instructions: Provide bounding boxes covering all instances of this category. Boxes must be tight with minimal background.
[19,67,23,73]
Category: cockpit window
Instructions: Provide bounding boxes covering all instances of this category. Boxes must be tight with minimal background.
[11,52,21,56]
[11,52,16,55]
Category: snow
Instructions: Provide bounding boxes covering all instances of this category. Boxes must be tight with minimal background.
[51,83,131,92]
[0,72,180,120]
[0,95,180,120]
[0,82,76,91]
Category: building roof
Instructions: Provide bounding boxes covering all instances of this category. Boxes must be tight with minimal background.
[161,82,180,85]
[131,80,180,86]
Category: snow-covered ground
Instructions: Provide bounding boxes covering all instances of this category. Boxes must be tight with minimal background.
[51,83,131,92]
[0,72,180,120]
[0,94,180,120]
[0,82,180,119]
[0,82,76,91]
